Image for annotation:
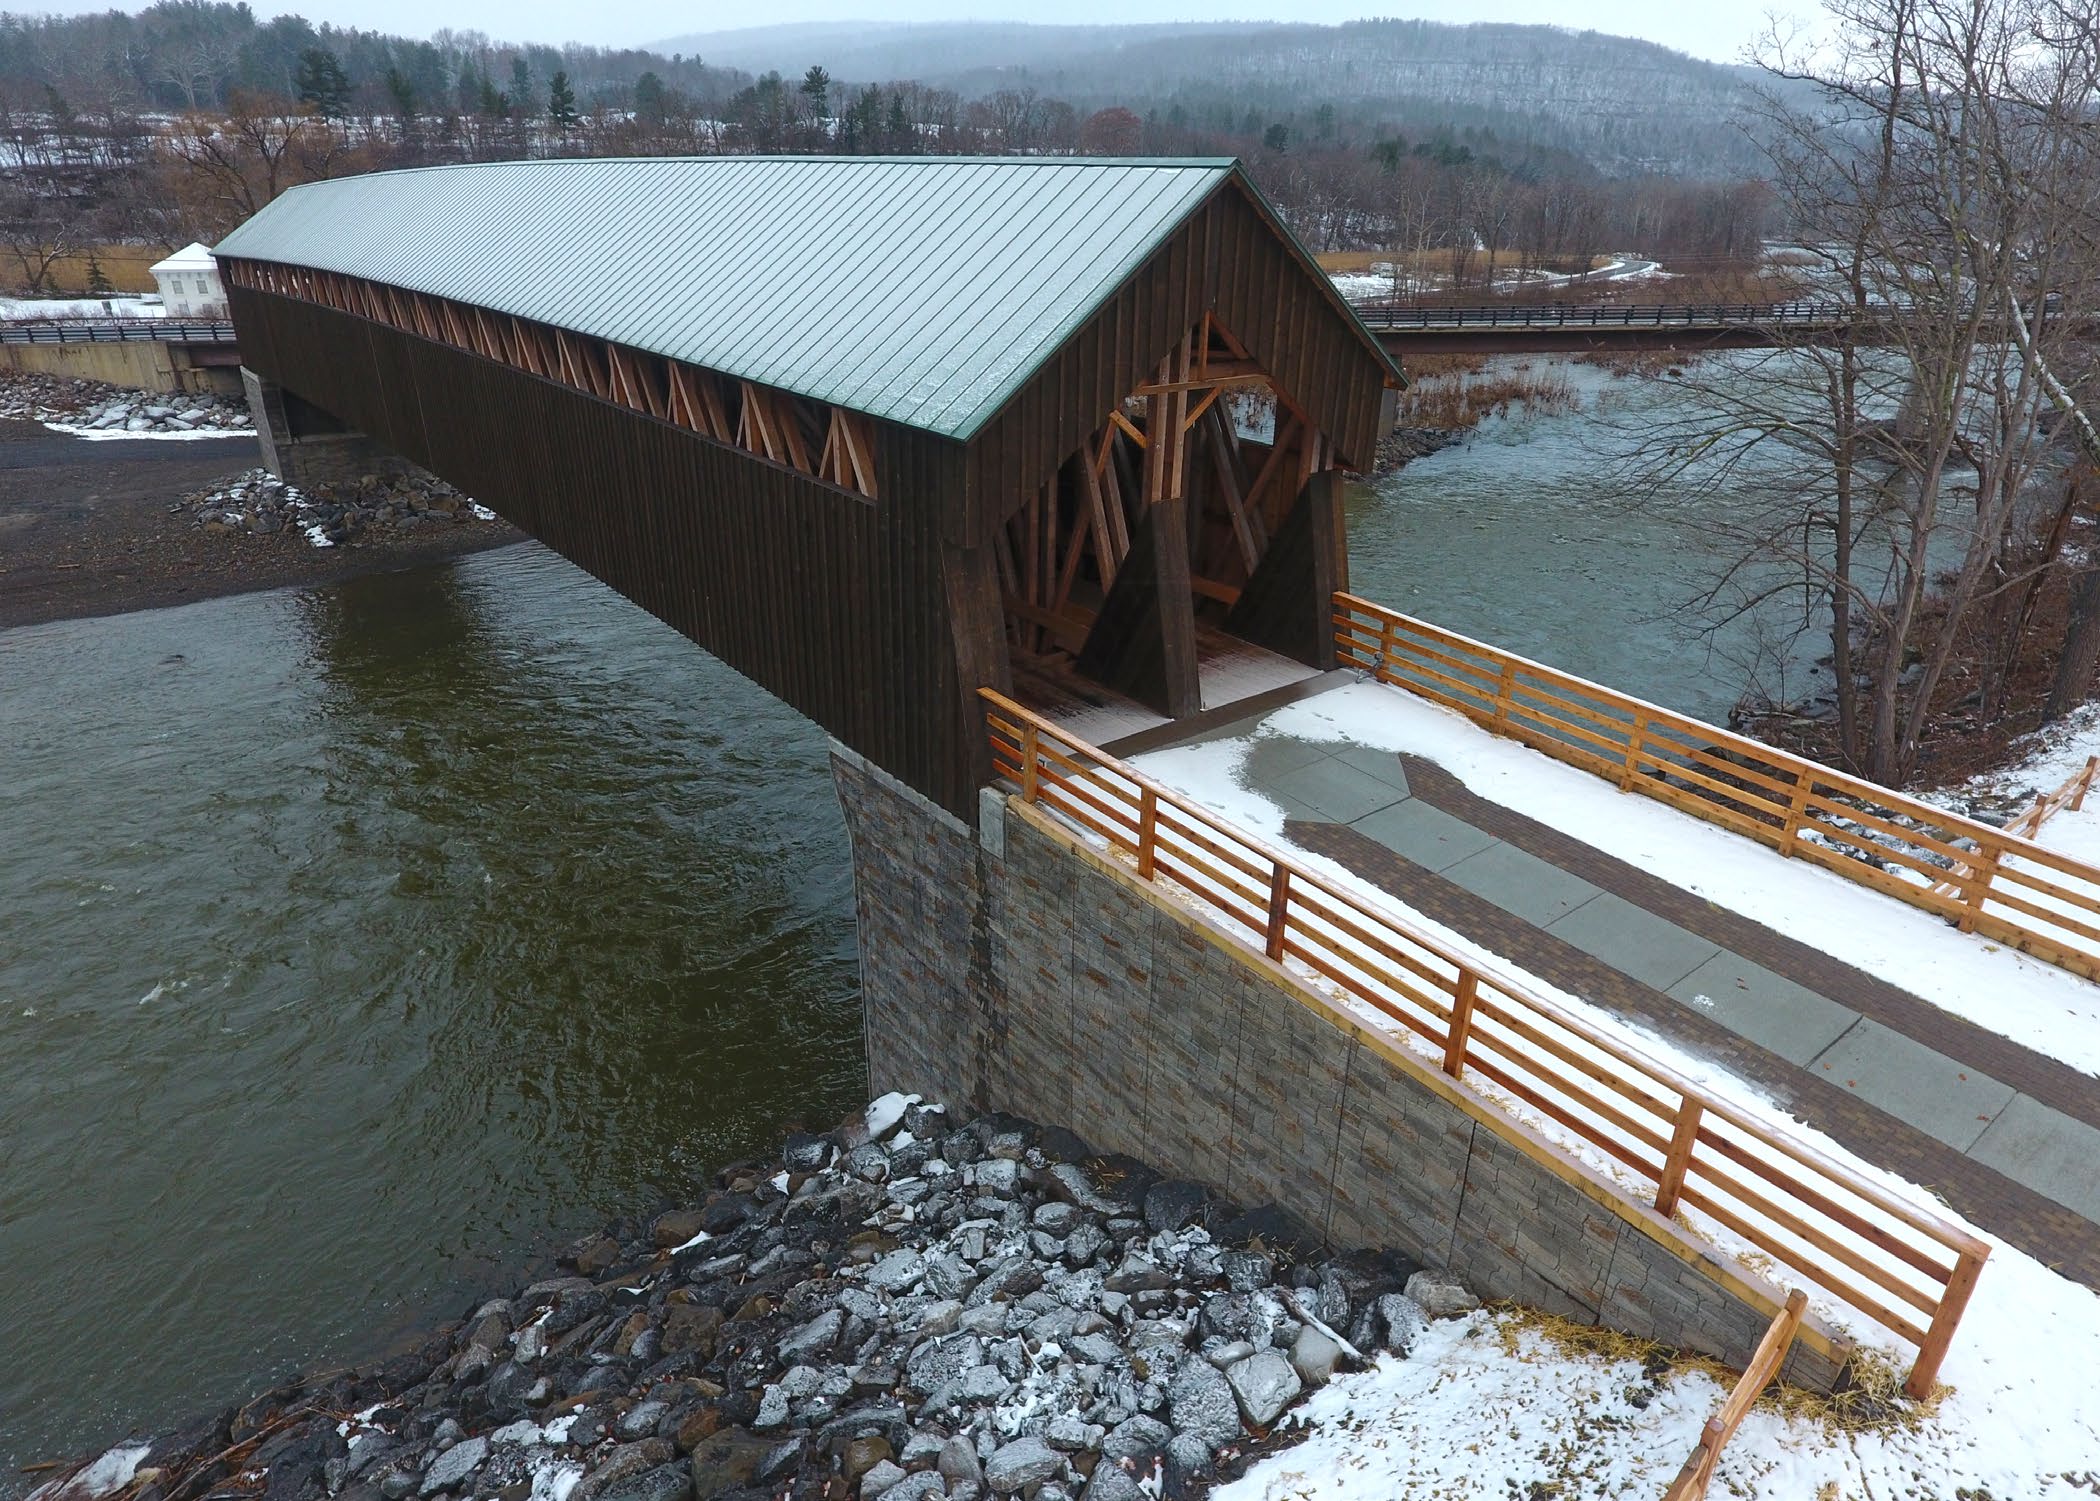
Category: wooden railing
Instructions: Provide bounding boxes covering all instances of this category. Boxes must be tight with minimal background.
[1930,755,2100,899]
[982,691,1989,1398]
[1334,594,2100,983]
[1663,1289,1809,1501]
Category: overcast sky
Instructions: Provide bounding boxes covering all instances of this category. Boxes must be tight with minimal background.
[32,0,1776,65]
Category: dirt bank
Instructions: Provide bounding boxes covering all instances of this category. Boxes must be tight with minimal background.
[0,419,524,631]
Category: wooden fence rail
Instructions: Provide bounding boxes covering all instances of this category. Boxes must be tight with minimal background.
[1333,594,2100,983]
[981,690,1989,1399]
[1663,1289,1809,1501]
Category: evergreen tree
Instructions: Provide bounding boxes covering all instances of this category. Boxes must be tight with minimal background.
[384,66,416,124]
[477,74,506,119]
[509,56,533,117]
[85,253,113,296]
[885,93,911,153]
[1262,121,1288,153]
[547,69,579,130]
[799,64,830,119]
[292,46,349,118]
[632,69,666,126]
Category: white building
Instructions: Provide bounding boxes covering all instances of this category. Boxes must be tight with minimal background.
[149,242,226,318]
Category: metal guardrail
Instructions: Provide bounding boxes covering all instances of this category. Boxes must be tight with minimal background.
[1351,300,1855,330]
[0,318,237,345]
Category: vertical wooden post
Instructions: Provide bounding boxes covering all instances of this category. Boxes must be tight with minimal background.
[1443,971,1478,1078]
[1619,710,1648,792]
[1493,658,1517,725]
[2074,755,2100,812]
[1020,722,1040,805]
[1376,613,1396,681]
[1655,1098,1703,1218]
[1265,865,1291,960]
[1958,842,2002,933]
[1778,766,1814,857]
[1138,788,1158,879]
[1907,1246,1986,1398]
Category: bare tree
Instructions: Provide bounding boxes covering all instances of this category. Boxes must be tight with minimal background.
[1620,0,2100,782]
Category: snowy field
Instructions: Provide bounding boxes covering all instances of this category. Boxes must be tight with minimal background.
[0,295,163,319]
[1120,679,2100,1498]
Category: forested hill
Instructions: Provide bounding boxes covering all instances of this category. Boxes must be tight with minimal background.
[651,19,1773,178]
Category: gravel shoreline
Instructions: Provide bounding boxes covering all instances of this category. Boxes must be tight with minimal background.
[29,1098,1477,1501]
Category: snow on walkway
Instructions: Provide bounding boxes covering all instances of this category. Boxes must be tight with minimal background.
[1137,678,2100,1080]
[1119,681,2100,1497]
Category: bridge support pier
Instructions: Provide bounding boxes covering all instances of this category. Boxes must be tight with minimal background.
[241,368,422,491]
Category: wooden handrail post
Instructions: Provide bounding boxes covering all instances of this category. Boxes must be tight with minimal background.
[1264,865,1290,960]
[1778,766,1814,857]
[1619,710,1648,792]
[2074,755,2100,812]
[1376,612,1396,682]
[1137,787,1158,879]
[1493,657,1517,725]
[1655,1098,1703,1218]
[1957,842,2003,934]
[1020,722,1040,805]
[1443,970,1478,1078]
[1907,1245,1986,1398]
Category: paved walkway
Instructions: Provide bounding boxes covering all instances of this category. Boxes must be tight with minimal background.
[1163,713,2100,1288]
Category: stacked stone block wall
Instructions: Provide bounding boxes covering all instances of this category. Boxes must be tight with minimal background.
[832,745,1852,1391]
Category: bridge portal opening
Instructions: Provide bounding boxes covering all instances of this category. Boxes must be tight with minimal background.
[997,313,1349,745]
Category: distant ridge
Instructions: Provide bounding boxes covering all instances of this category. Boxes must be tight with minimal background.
[649,18,1771,176]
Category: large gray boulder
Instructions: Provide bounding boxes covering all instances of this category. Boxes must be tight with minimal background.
[1165,1356,1241,1450]
[1224,1350,1301,1426]
[983,1436,1062,1494]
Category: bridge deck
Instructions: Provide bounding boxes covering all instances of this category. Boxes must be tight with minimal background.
[1121,674,2100,1296]
[1012,626,1324,747]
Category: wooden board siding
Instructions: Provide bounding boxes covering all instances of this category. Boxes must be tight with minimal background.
[230,284,986,816]
[962,177,1393,548]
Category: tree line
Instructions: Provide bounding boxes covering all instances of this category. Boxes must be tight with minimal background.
[0,0,1778,289]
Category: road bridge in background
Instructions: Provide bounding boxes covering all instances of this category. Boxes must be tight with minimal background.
[1358,299,1929,354]
[0,316,243,392]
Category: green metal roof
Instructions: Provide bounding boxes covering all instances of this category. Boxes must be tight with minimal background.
[215,156,1241,441]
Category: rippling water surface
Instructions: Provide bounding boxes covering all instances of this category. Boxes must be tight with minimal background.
[1,359,1861,1483]
[0,545,864,1485]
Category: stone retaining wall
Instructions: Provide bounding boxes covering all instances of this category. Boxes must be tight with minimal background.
[832,744,1854,1391]
[1,338,242,395]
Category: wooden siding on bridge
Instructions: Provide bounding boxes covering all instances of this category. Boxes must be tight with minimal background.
[964,176,1392,547]
[222,161,1394,813]
[231,284,989,815]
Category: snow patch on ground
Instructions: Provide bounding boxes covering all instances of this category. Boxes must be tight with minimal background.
[1,296,163,319]
[1935,703,2100,869]
[1123,678,2100,1496]
[1145,679,2100,1078]
[1222,1291,2100,1500]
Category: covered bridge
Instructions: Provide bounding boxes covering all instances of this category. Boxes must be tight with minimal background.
[215,156,1403,814]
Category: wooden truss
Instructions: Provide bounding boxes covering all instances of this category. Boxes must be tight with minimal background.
[220,258,878,501]
[994,311,1334,658]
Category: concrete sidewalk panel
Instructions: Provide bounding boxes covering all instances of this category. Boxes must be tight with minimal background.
[1544,893,1720,990]
[1968,1094,2100,1221]
[1442,841,1604,928]
[1351,799,1500,872]
[1666,953,1861,1067]
[1807,1018,2015,1152]
[1264,755,1410,824]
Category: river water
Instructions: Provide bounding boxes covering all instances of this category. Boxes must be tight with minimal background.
[0,359,1825,1480]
